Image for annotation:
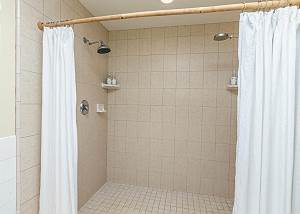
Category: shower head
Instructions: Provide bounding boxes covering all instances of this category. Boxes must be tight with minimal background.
[97,41,111,54]
[213,33,233,41]
[83,37,111,54]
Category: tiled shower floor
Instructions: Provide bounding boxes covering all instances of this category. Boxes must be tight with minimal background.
[79,183,233,214]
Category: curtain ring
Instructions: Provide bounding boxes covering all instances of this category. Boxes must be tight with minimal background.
[271,0,275,11]
[278,0,283,8]
[242,1,246,12]
[266,0,270,11]
[271,0,276,13]
[264,0,268,11]
[270,0,273,10]
[54,20,61,28]
[49,21,55,29]
[258,0,262,11]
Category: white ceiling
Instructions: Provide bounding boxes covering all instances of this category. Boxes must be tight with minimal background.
[79,0,252,30]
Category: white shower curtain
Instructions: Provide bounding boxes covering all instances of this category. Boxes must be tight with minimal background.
[234,7,300,214]
[40,27,78,214]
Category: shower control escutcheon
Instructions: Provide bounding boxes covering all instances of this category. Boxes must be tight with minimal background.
[80,100,89,115]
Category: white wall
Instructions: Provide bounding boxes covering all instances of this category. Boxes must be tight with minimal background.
[0,136,16,214]
[0,0,16,213]
[0,0,16,138]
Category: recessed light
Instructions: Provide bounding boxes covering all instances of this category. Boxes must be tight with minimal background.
[161,0,174,4]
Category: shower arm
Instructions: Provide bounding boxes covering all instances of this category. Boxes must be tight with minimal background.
[83,37,101,46]
[87,41,99,45]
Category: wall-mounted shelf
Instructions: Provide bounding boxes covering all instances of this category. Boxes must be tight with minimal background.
[227,84,238,90]
[101,83,120,90]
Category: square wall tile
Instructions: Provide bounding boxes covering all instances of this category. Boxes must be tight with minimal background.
[107,23,237,198]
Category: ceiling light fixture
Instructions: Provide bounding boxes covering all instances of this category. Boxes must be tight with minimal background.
[161,0,174,4]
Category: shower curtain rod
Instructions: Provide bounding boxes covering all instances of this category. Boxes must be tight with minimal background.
[37,0,300,30]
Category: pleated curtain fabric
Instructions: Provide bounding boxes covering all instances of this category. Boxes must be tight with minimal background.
[234,6,300,214]
[39,27,78,214]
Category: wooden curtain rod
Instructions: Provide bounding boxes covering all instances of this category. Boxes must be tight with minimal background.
[37,0,300,30]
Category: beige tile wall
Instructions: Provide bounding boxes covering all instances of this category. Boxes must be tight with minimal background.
[16,0,108,213]
[107,23,238,198]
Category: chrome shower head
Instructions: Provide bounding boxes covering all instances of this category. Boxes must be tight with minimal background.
[97,41,111,54]
[83,37,111,54]
[213,33,233,41]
